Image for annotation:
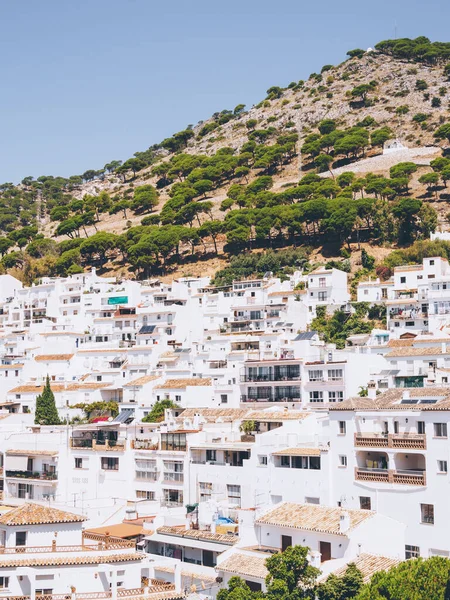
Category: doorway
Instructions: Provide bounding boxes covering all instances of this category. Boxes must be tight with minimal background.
[319,541,332,562]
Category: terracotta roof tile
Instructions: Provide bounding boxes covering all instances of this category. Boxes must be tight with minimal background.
[154,378,211,389]
[124,375,160,387]
[217,551,268,579]
[156,526,238,545]
[255,502,373,536]
[330,388,450,411]
[0,552,143,568]
[35,354,74,362]
[8,382,112,393]
[0,503,86,526]
[6,449,58,457]
[386,347,450,357]
[323,553,401,583]
[272,447,324,456]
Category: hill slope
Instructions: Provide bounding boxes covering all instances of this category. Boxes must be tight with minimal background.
[1,36,450,284]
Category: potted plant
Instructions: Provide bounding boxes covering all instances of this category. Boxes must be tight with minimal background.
[240,420,256,441]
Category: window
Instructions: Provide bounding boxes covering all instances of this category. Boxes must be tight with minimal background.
[434,423,448,438]
[96,375,102,382]
[438,460,448,473]
[305,496,320,504]
[405,545,420,559]
[400,276,406,283]
[338,421,346,435]
[319,277,326,288]
[328,391,343,402]
[175,395,181,403]
[430,260,435,265]
[136,490,155,500]
[206,449,217,462]
[360,496,371,510]
[280,456,290,468]
[227,484,241,507]
[36,590,53,596]
[309,370,323,382]
[161,433,187,451]
[259,455,268,466]
[292,456,308,469]
[74,458,83,469]
[421,504,434,524]
[16,531,27,546]
[339,455,347,467]
[328,369,343,381]
[318,291,327,302]
[309,456,321,470]
[394,421,399,434]
[417,421,425,434]
[364,289,368,295]
[221,394,228,404]
[101,457,119,471]
[0,577,9,590]
[199,482,212,501]
[309,391,324,403]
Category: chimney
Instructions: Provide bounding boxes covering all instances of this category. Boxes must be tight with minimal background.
[402,390,410,401]
[309,550,321,568]
[339,511,350,534]
[368,381,376,399]
[442,342,447,354]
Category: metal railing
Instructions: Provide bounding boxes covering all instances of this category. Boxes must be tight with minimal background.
[70,439,126,451]
[5,470,57,481]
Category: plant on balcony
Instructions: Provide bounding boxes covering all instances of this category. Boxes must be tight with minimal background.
[239,420,256,436]
[35,375,61,425]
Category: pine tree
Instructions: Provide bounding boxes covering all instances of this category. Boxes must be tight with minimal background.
[35,375,61,425]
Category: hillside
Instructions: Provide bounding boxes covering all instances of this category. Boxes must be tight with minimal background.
[2,36,450,284]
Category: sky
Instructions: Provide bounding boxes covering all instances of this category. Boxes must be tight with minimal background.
[1,0,450,183]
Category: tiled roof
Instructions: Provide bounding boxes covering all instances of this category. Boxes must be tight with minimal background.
[78,348,127,353]
[217,551,269,579]
[0,364,24,369]
[155,565,216,583]
[268,290,296,297]
[329,388,450,411]
[323,553,401,583]
[6,449,58,456]
[255,502,373,536]
[8,382,112,393]
[387,337,450,348]
[0,503,86,526]
[385,347,450,357]
[154,378,212,389]
[272,447,324,456]
[124,375,160,387]
[86,523,144,538]
[0,552,143,568]
[35,354,74,362]
[156,526,238,545]
[245,410,310,422]
[176,408,250,422]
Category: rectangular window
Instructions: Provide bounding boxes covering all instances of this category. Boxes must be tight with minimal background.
[259,455,268,466]
[328,391,343,402]
[360,496,371,510]
[280,456,290,468]
[309,456,321,470]
[16,531,27,546]
[309,370,323,382]
[291,456,308,469]
[338,421,346,435]
[328,369,343,381]
[305,496,320,504]
[74,458,83,469]
[206,449,217,462]
[101,457,119,471]
[0,577,9,590]
[309,391,324,403]
[434,423,448,438]
[405,545,420,559]
[417,421,425,434]
[221,394,228,404]
[394,421,399,434]
[227,484,241,507]
[136,490,155,500]
[319,277,326,288]
[318,291,327,302]
[339,455,347,467]
[438,460,448,473]
[421,504,434,524]
[400,277,406,283]
[199,482,212,501]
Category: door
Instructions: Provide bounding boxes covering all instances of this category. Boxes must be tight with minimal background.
[281,535,292,552]
[27,458,33,472]
[320,541,332,562]
[203,550,215,567]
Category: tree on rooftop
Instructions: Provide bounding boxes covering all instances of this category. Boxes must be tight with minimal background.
[35,375,61,426]
[265,545,320,599]
[142,399,180,423]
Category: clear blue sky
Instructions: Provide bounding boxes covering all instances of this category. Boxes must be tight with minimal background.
[1,0,449,183]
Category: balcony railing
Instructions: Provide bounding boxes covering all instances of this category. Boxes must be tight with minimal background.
[5,470,57,481]
[354,433,426,450]
[355,467,426,485]
[132,439,159,451]
[6,582,176,600]
[70,438,126,451]
[240,374,301,382]
[163,472,184,483]
[241,395,301,403]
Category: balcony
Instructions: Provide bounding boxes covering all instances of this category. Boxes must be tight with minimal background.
[240,373,301,383]
[5,470,57,481]
[355,467,426,486]
[70,438,126,451]
[241,394,301,403]
[163,472,184,483]
[354,433,426,450]
[6,581,176,600]
[132,439,159,451]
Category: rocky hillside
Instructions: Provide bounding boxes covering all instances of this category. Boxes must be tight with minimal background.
[1,36,450,284]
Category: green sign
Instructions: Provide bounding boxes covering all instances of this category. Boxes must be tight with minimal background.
[108,296,129,305]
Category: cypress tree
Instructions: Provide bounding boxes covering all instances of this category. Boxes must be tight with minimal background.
[34,375,61,425]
